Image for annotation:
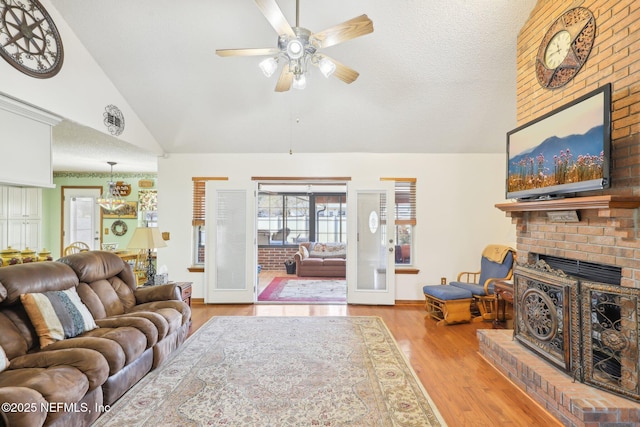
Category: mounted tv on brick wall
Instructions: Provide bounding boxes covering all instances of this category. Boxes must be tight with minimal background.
[506,83,611,201]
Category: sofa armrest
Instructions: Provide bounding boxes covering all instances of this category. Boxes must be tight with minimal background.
[9,348,109,390]
[134,283,180,304]
[0,386,47,427]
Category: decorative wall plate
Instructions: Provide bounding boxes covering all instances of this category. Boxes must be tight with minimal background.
[0,0,64,78]
[104,105,125,136]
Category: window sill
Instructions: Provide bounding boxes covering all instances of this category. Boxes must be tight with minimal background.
[188,266,204,273]
[395,268,419,274]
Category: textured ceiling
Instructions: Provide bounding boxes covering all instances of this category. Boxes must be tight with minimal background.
[48,0,536,172]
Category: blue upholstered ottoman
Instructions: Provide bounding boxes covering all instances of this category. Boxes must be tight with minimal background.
[423,285,473,326]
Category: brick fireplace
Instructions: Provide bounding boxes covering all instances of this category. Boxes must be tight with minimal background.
[489,1,640,424]
[478,197,640,426]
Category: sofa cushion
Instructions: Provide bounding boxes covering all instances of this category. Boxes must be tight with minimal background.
[116,311,169,340]
[308,242,346,258]
[300,245,309,259]
[300,257,324,267]
[0,366,89,408]
[0,345,7,372]
[95,316,158,349]
[81,327,147,366]
[449,281,493,296]
[9,347,110,391]
[20,287,98,348]
[59,251,138,317]
[130,302,188,334]
[0,261,79,305]
[323,258,346,266]
[45,336,126,375]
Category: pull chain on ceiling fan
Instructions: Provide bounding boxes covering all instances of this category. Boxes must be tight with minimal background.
[216,0,374,92]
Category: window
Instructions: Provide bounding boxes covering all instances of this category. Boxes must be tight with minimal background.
[314,195,346,243]
[257,193,309,245]
[382,178,417,266]
[257,192,347,245]
[191,177,227,266]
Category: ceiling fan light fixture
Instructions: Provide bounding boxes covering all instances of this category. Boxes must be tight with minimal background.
[259,57,278,77]
[286,39,304,59]
[292,74,307,90]
[318,57,336,78]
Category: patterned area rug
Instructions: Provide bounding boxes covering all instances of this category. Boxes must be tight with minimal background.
[258,277,347,302]
[94,317,446,427]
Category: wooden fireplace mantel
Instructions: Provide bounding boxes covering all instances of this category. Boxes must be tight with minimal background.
[495,195,640,213]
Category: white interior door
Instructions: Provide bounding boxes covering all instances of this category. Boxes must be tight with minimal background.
[62,187,101,250]
[346,181,395,305]
[205,181,256,303]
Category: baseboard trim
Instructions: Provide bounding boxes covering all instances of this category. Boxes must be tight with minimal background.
[191,298,422,305]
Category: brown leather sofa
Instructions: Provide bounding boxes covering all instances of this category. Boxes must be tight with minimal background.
[0,251,190,427]
[293,242,346,277]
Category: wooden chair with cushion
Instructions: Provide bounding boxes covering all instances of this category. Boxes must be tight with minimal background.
[63,241,90,256]
[449,245,516,321]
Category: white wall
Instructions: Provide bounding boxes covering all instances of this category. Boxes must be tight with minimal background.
[157,152,516,301]
[0,1,162,156]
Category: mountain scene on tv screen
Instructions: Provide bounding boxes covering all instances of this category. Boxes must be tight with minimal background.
[508,125,604,193]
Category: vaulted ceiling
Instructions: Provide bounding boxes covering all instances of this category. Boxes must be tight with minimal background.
[48,0,536,172]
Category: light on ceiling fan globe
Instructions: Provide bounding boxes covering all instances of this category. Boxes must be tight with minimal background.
[292,74,307,90]
[259,57,278,77]
[287,40,304,59]
[319,58,336,78]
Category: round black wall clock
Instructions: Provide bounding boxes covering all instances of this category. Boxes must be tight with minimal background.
[0,0,64,78]
[535,7,595,89]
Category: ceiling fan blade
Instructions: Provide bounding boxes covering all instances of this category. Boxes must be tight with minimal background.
[255,0,295,37]
[275,64,293,92]
[312,14,373,49]
[314,56,359,84]
[216,47,280,57]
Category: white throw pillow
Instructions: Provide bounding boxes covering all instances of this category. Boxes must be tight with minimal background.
[0,345,8,372]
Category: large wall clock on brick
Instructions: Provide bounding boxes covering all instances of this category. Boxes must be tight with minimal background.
[0,0,64,78]
[535,7,595,89]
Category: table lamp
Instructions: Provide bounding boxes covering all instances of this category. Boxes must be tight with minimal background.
[127,227,167,286]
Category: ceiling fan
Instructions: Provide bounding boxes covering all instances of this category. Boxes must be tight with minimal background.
[216,0,374,92]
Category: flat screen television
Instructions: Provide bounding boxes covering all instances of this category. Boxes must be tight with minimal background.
[506,83,611,200]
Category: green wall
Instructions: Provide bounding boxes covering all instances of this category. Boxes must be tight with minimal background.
[44,172,157,259]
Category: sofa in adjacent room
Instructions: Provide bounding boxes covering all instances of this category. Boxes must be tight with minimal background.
[0,251,191,427]
[293,242,346,277]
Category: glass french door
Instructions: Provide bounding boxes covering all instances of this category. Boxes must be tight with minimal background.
[204,181,256,303]
[346,181,395,305]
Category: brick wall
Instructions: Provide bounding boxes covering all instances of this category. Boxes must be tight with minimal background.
[512,1,640,288]
[258,246,298,270]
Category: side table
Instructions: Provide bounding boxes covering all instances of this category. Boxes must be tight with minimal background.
[493,280,514,329]
[173,282,193,329]
[174,282,192,307]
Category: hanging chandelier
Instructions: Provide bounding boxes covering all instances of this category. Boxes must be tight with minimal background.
[97,161,126,212]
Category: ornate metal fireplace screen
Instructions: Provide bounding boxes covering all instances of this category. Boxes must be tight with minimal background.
[514,261,640,402]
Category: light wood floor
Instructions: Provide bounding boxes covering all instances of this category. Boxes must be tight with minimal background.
[188,301,563,427]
